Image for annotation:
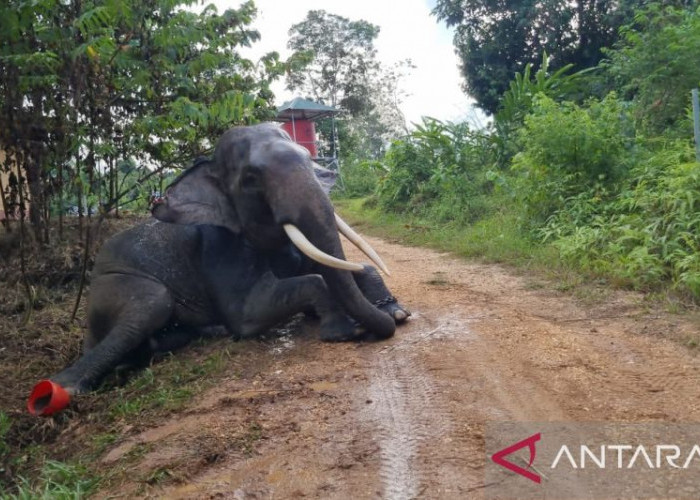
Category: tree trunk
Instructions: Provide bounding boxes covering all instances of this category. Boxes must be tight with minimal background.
[0,175,10,233]
[24,154,45,244]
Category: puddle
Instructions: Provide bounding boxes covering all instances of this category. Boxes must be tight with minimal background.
[269,333,295,355]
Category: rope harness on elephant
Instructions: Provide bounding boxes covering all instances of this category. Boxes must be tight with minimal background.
[373,295,397,307]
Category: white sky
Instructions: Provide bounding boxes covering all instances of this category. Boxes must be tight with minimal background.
[221,0,485,127]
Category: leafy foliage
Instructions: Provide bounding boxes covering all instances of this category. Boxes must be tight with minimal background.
[602,3,700,135]
[377,118,496,223]
[542,142,700,296]
[359,2,700,302]
[287,10,379,114]
[493,52,593,167]
[0,0,282,242]
[512,94,634,223]
[337,159,385,198]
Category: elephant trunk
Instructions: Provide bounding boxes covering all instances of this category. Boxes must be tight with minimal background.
[320,261,396,339]
[262,161,395,338]
[291,204,395,339]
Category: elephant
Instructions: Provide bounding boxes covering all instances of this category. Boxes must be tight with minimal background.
[27,123,409,416]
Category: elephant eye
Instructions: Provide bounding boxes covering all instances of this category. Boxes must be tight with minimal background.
[241,172,261,190]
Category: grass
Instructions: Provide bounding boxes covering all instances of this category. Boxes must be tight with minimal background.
[335,196,684,309]
[91,433,119,454]
[1,339,239,497]
[0,412,10,460]
[236,422,263,456]
[106,343,235,421]
[335,197,563,273]
[0,216,253,496]
[2,461,98,500]
[336,196,700,347]
[144,466,175,486]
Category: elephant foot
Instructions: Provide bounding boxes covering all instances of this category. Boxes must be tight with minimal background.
[319,316,364,342]
[376,297,411,325]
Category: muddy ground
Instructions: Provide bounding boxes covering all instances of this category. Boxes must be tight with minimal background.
[3,219,700,498]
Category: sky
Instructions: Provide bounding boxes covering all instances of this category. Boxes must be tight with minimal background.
[222,0,485,127]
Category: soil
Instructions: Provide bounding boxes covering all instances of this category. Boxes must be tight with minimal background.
[0,221,700,499]
[4,221,700,498]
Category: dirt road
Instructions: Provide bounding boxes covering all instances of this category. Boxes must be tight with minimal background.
[101,236,700,499]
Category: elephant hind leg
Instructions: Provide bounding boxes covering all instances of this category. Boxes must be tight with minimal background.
[54,275,175,394]
[240,272,359,342]
[111,325,198,386]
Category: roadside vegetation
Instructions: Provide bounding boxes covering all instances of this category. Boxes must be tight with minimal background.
[336,3,700,305]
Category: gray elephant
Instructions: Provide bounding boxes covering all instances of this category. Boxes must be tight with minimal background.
[27,123,409,416]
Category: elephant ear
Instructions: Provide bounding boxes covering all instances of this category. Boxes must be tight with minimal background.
[151,157,241,233]
[311,162,337,195]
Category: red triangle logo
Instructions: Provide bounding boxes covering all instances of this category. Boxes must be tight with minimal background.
[491,432,541,483]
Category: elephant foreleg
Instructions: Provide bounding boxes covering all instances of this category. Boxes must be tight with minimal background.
[353,265,411,324]
[240,271,360,342]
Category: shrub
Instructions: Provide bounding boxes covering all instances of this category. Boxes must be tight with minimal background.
[377,118,496,223]
[543,141,700,296]
[512,93,634,224]
[336,159,383,198]
[494,52,594,167]
[602,3,700,136]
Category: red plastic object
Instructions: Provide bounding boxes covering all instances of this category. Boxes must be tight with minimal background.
[27,380,70,416]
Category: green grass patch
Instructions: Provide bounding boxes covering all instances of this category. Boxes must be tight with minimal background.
[0,412,11,460]
[335,197,562,273]
[3,460,98,500]
[2,338,240,496]
[107,343,235,421]
[336,195,700,314]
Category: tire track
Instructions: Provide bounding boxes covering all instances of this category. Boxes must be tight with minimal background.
[365,312,472,499]
[368,356,423,499]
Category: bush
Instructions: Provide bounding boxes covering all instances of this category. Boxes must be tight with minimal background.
[542,141,700,296]
[512,93,634,224]
[493,52,594,167]
[602,3,700,136]
[377,118,497,223]
[336,159,383,198]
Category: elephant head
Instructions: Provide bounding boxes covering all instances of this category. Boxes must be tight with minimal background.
[152,123,395,339]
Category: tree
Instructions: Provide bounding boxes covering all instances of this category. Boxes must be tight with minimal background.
[286,10,409,160]
[0,0,282,244]
[602,3,700,135]
[287,10,380,114]
[0,0,285,321]
[432,0,644,114]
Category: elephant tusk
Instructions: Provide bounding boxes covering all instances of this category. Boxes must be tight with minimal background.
[334,213,391,276]
[283,224,364,272]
